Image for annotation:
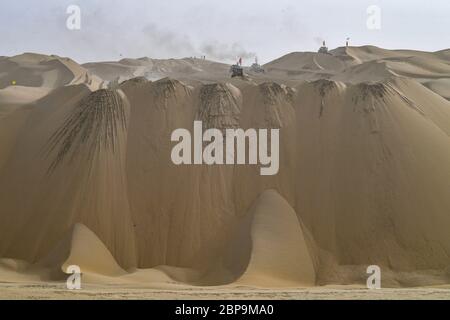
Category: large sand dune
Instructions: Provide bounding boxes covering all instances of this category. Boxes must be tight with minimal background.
[0,53,103,91]
[0,46,450,291]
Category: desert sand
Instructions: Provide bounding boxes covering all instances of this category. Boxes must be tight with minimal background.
[0,46,450,299]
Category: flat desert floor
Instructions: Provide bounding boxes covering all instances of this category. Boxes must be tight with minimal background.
[1,282,450,300]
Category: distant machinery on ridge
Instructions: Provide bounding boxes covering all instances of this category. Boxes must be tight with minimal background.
[250,57,265,73]
[318,40,329,54]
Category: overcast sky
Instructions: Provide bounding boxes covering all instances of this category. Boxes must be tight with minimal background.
[0,0,449,64]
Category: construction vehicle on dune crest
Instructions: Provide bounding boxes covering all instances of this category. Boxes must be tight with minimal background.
[230,57,244,77]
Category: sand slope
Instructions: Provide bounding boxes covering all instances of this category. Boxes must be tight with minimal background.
[0,85,137,269]
[40,223,126,277]
[236,190,316,287]
[0,47,450,288]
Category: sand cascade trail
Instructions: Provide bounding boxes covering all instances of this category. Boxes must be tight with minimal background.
[0,47,450,288]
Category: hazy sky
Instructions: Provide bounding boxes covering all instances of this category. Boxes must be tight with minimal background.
[1,0,449,64]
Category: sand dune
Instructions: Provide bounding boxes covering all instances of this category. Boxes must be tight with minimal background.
[0,46,450,292]
[0,53,103,90]
[83,57,230,83]
[39,223,126,277]
[236,190,316,287]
